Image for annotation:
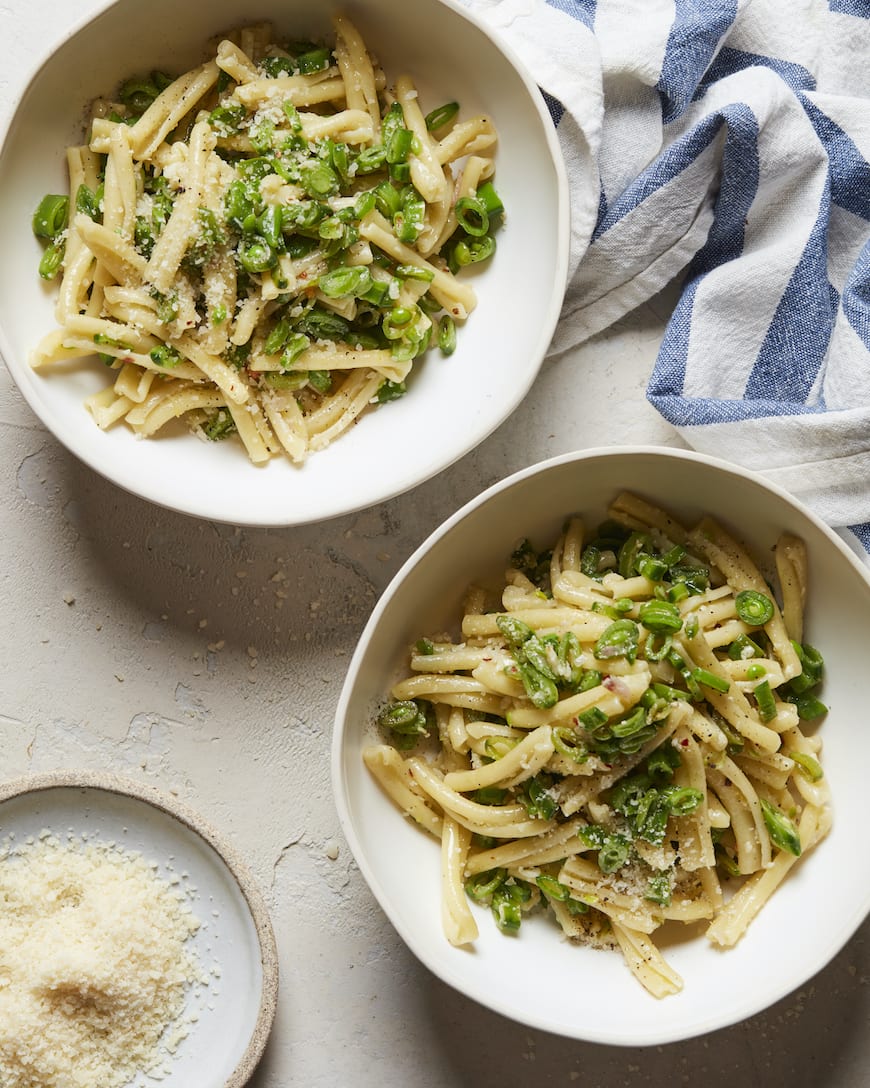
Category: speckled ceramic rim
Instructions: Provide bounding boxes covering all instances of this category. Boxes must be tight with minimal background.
[0,769,278,1088]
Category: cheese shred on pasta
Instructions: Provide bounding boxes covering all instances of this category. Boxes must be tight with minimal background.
[365,493,832,998]
[31,15,502,465]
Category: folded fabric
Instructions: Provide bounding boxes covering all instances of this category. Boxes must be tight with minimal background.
[464,0,870,562]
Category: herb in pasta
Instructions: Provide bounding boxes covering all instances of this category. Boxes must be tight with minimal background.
[30,15,502,465]
[364,492,832,997]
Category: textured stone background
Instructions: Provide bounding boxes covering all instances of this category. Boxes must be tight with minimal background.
[1,3,866,1085]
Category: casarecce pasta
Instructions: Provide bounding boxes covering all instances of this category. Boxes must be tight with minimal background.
[364,492,831,997]
[30,14,502,465]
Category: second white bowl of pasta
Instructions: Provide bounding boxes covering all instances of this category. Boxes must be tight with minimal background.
[332,446,870,1045]
[0,0,567,525]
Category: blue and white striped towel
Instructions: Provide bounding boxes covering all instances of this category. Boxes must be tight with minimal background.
[466,0,870,562]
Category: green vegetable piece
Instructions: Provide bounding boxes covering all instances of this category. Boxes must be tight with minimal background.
[450,234,495,269]
[296,306,350,341]
[753,679,777,722]
[610,707,647,738]
[307,369,332,394]
[375,379,406,403]
[496,614,534,648]
[520,775,557,820]
[728,633,764,660]
[638,554,668,581]
[593,619,640,662]
[475,786,508,805]
[690,667,731,694]
[663,786,704,815]
[643,631,673,662]
[355,146,387,174]
[735,589,774,626]
[300,160,339,197]
[296,46,331,74]
[638,599,683,634]
[38,241,65,279]
[535,874,570,901]
[484,736,519,760]
[149,344,181,368]
[33,194,69,240]
[475,180,504,218]
[424,101,459,131]
[394,197,426,244]
[379,700,429,748]
[597,835,630,873]
[437,315,457,356]
[516,662,559,709]
[373,179,402,218]
[238,237,276,273]
[789,750,824,782]
[760,798,802,856]
[465,868,505,903]
[454,195,489,237]
[581,544,602,578]
[646,743,681,780]
[281,333,311,368]
[666,582,690,604]
[618,531,652,578]
[520,635,558,682]
[119,74,164,115]
[264,318,292,356]
[491,886,523,933]
[716,847,742,878]
[264,372,308,391]
[551,726,588,763]
[318,265,373,299]
[788,692,828,720]
[201,410,237,441]
[75,184,101,221]
[787,641,825,694]
[576,705,608,731]
[645,873,672,906]
[209,102,247,135]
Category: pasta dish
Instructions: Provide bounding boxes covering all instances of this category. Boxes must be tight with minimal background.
[30,15,501,464]
[364,492,831,996]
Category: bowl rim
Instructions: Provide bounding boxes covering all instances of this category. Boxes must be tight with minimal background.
[0,768,279,1086]
[0,0,571,528]
[331,443,870,1044]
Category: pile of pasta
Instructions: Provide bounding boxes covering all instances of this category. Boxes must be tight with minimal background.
[364,492,831,997]
[31,15,499,464]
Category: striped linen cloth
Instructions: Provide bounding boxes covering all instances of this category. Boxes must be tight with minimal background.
[466,0,870,561]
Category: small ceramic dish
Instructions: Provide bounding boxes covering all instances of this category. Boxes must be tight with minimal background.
[0,770,278,1086]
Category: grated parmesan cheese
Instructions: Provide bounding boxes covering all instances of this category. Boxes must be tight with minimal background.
[0,832,205,1088]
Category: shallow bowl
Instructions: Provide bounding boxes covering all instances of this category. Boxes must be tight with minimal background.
[0,0,567,526]
[332,446,870,1045]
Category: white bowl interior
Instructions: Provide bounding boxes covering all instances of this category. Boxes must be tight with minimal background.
[0,0,567,526]
[333,446,870,1045]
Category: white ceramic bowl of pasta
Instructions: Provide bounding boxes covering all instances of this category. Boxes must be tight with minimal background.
[332,445,870,1045]
[0,0,567,526]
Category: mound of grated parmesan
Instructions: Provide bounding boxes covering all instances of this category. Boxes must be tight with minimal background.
[0,831,205,1088]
